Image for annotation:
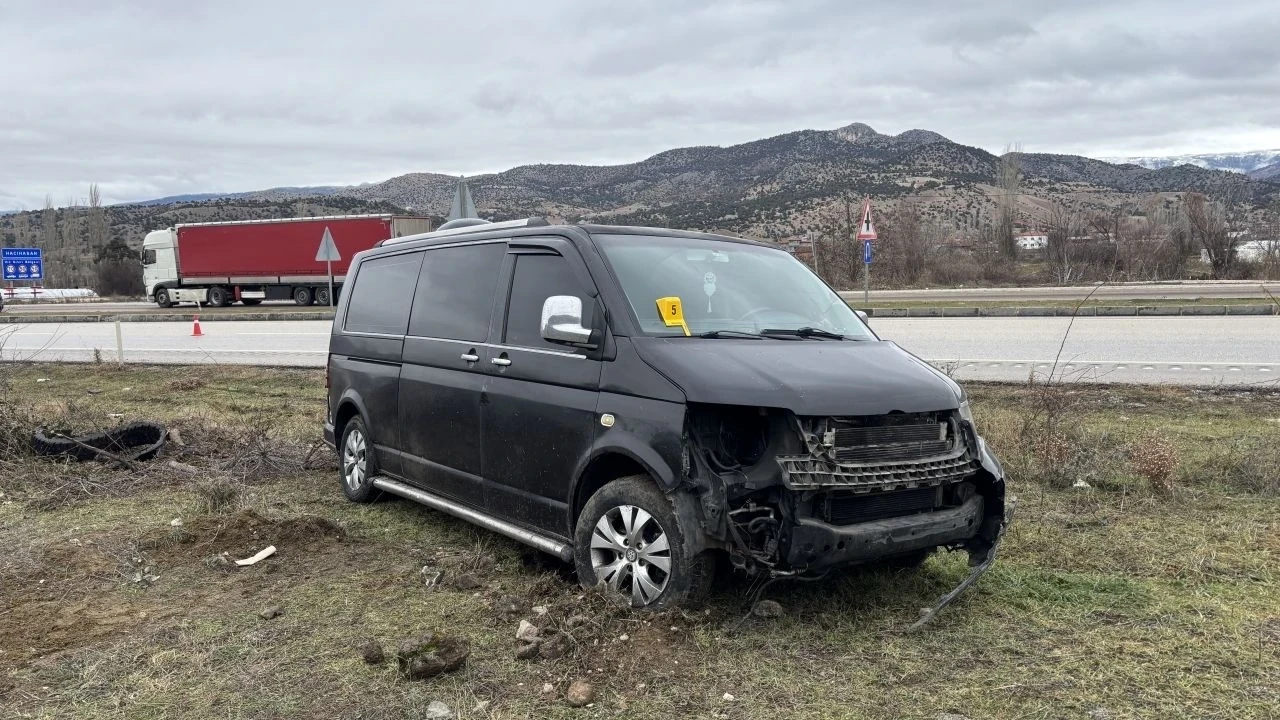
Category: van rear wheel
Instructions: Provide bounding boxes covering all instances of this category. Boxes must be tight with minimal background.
[339,416,381,503]
[574,476,714,609]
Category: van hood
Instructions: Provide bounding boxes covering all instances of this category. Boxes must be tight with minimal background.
[631,338,961,417]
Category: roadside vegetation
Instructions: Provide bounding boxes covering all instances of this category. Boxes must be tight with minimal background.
[2,365,1277,719]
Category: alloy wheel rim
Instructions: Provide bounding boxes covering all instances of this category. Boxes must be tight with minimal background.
[342,428,367,491]
[590,504,672,607]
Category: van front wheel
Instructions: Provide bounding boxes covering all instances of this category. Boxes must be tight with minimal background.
[574,476,714,610]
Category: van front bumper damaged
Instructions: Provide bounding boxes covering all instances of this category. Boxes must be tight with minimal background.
[786,495,985,571]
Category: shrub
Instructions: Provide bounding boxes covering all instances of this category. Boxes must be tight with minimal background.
[1128,433,1178,495]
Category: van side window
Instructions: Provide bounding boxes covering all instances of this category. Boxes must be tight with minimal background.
[504,253,593,350]
[344,253,424,335]
[408,243,507,342]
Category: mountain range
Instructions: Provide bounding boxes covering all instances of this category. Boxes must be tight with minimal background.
[4,122,1278,270]
[1105,150,1280,180]
[104,123,1278,239]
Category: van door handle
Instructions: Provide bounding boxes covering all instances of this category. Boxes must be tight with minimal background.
[460,352,479,362]
[491,355,512,367]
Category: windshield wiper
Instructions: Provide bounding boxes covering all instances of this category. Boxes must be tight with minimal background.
[761,327,848,340]
[696,330,767,340]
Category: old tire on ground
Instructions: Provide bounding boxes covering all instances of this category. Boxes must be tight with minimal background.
[574,475,714,610]
[154,287,173,308]
[339,416,381,503]
[314,287,332,306]
[208,286,231,307]
[240,298,262,306]
[293,287,313,306]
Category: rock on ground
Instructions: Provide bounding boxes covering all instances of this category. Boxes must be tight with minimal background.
[515,619,540,642]
[752,599,783,618]
[515,641,541,660]
[359,639,385,665]
[395,633,470,680]
[538,631,571,660]
[424,700,453,719]
[565,679,595,708]
[259,605,284,620]
[451,573,483,591]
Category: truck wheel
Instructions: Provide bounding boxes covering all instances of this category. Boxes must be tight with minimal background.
[574,476,715,610]
[314,287,332,306]
[339,416,381,503]
[293,287,313,306]
[208,286,231,307]
[155,288,173,308]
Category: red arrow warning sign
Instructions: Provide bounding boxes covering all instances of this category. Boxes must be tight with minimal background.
[855,197,878,241]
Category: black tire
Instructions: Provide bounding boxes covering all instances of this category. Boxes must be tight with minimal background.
[155,287,173,308]
[208,286,231,307]
[314,287,331,306]
[574,476,715,610]
[338,416,381,503]
[241,298,262,306]
[293,287,313,306]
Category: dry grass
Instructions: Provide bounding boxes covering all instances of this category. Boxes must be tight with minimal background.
[1,365,1278,719]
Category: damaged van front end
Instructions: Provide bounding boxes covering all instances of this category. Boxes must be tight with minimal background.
[681,401,1007,578]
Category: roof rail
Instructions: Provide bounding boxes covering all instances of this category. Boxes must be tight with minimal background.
[381,217,550,246]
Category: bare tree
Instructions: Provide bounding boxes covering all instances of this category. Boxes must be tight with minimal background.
[86,183,109,250]
[1183,193,1233,279]
[880,199,932,285]
[995,143,1022,259]
[41,195,57,249]
[1046,203,1085,284]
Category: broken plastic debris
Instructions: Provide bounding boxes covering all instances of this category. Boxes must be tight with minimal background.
[170,518,183,527]
[234,545,276,566]
[723,693,736,701]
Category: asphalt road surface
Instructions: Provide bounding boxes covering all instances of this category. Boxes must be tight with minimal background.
[2,316,1276,386]
[842,280,1280,303]
[2,300,328,315]
[5,281,1278,315]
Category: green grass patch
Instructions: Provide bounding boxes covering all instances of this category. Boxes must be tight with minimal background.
[2,365,1278,719]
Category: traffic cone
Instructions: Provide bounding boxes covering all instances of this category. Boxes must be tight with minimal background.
[191,315,203,337]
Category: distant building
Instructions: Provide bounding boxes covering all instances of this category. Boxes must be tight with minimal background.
[1016,233,1048,250]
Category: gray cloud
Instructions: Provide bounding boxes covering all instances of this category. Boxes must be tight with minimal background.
[0,0,1276,208]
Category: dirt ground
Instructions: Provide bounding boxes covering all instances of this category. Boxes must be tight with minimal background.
[1,364,1277,719]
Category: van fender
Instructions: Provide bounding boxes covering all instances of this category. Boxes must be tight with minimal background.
[332,389,373,443]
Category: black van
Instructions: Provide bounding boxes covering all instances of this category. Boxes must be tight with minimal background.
[325,218,1008,608]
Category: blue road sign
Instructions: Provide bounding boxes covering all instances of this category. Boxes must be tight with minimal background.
[863,240,873,264]
[2,248,44,281]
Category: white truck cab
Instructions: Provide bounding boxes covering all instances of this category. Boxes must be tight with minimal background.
[142,228,213,307]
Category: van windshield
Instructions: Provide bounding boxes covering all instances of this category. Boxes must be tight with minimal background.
[593,233,874,339]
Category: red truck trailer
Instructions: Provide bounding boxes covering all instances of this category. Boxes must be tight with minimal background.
[141,214,433,307]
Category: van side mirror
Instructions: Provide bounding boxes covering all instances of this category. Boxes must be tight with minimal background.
[856,309,869,325]
[541,295,595,347]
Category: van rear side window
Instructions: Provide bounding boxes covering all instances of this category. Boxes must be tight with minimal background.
[408,243,507,341]
[344,253,424,335]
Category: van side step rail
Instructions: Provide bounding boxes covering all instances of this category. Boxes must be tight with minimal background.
[370,476,574,563]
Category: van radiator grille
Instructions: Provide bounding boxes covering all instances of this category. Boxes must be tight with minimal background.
[780,412,977,491]
[821,486,940,525]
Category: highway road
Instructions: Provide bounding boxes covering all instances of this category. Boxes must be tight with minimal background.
[1,316,1275,386]
[841,280,1280,303]
[3,281,1278,316]
[2,300,328,316]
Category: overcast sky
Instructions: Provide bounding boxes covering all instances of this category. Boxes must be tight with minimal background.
[1,0,1277,209]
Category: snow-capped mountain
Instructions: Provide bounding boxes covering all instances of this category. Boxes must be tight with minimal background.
[1104,150,1280,175]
